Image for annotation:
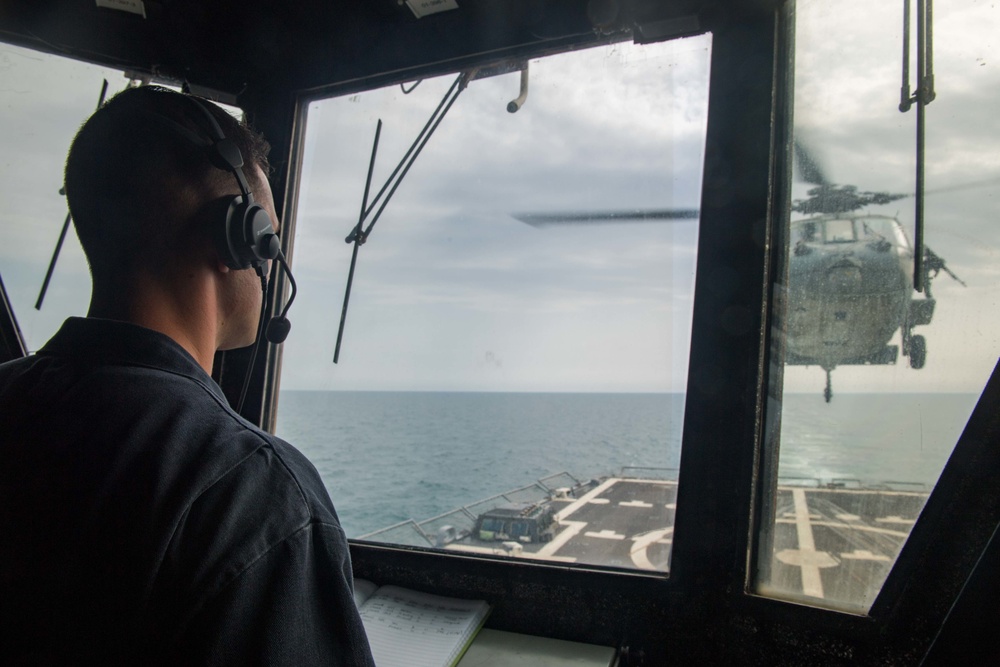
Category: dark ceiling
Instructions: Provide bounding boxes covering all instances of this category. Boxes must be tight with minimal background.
[0,0,778,100]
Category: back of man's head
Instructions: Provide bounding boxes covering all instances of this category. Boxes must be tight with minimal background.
[64,85,271,287]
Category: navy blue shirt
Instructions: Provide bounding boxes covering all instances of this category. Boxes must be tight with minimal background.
[0,318,374,666]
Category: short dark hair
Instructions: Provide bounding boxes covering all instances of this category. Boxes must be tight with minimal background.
[64,85,271,281]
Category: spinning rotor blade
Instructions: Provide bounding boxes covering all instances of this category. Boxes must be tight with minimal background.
[514,208,699,228]
[793,137,831,186]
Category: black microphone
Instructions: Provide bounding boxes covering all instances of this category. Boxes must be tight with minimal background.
[266,317,291,344]
[236,248,296,415]
[266,249,297,344]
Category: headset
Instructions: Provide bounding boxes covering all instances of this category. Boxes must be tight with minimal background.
[147,92,296,346]
[182,97,279,274]
[142,90,297,413]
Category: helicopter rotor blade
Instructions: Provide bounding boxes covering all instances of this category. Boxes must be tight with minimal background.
[793,136,831,186]
[513,208,699,228]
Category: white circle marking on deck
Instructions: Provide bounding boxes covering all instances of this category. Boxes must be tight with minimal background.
[776,548,840,568]
[630,527,674,570]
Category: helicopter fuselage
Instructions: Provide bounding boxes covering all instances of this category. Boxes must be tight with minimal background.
[784,214,922,370]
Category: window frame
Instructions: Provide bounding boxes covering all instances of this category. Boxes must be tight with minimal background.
[1,0,999,661]
[255,11,782,658]
[252,6,1000,660]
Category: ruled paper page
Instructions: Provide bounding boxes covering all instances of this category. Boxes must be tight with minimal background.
[359,586,490,667]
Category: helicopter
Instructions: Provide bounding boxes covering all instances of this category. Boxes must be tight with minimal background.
[781,182,964,401]
[513,158,965,403]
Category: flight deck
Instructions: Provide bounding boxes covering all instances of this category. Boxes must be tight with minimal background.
[361,471,929,607]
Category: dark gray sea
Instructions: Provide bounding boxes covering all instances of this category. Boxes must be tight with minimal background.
[275,391,979,537]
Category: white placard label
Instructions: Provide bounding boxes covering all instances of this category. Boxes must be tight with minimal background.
[406,0,458,19]
[95,0,147,18]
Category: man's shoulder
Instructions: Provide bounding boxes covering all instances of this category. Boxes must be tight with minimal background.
[0,353,33,373]
[0,319,340,536]
[208,429,339,525]
[161,429,345,606]
[0,352,46,390]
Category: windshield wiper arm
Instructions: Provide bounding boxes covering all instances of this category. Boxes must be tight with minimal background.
[333,119,382,364]
[36,79,110,311]
[333,71,469,363]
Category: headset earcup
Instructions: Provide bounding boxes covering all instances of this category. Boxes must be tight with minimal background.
[217,196,275,270]
[263,232,280,261]
[243,203,277,266]
[212,195,245,270]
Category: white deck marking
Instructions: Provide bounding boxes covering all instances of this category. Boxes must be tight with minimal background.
[554,477,618,521]
[792,488,825,598]
[665,503,676,509]
[875,515,916,525]
[618,478,677,485]
[775,519,909,538]
[780,486,925,496]
[776,548,839,570]
[630,528,673,570]
[584,530,626,540]
[840,549,890,562]
[536,520,586,558]
[835,513,862,522]
[588,498,610,505]
[619,500,653,508]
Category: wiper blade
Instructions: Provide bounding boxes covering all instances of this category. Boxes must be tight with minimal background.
[333,119,382,364]
[333,72,469,363]
[36,79,110,311]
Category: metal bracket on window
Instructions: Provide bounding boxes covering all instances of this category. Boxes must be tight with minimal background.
[899,0,936,292]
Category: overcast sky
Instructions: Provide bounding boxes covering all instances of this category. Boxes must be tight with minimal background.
[0,0,997,398]
[283,36,710,393]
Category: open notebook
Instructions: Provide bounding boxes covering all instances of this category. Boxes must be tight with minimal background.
[354,579,491,667]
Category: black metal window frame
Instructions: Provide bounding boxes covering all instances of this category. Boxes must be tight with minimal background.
[251,6,1000,663]
[2,0,999,662]
[257,7,785,661]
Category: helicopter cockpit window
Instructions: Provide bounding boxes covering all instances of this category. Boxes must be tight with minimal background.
[824,219,856,243]
[275,34,712,573]
[756,0,1000,613]
[0,44,133,352]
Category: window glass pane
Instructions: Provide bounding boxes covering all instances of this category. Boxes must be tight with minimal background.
[276,34,712,572]
[0,44,134,350]
[757,0,1000,612]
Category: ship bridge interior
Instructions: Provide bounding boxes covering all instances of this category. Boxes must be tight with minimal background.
[2,0,999,664]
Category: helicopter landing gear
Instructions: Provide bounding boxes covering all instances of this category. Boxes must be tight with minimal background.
[823,369,833,403]
[902,325,928,370]
[909,334,927,369]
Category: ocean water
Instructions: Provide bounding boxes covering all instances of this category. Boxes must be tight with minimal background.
[275,391,979,537]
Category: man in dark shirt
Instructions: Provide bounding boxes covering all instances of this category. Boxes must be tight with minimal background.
[0,86,375,665]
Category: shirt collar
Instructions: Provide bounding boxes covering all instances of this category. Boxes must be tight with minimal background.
[39,317,227,402]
